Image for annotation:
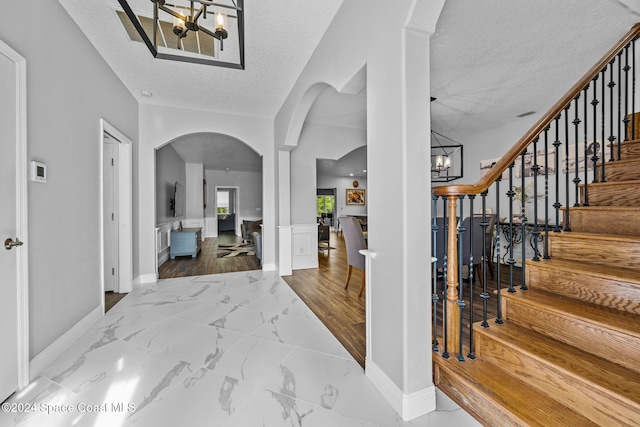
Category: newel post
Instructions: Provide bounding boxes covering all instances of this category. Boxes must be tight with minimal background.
[445,196,460,353]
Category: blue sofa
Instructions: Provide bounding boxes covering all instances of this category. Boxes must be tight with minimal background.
[217,214,235,232]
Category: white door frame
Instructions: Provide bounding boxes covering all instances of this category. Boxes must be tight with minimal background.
[99,119,133,304]
[215,186,240,236]
[0,38,29,390]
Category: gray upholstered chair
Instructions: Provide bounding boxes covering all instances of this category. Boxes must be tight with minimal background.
[341,216,367,297]
[317,224,331,255]
[251,231,262,264]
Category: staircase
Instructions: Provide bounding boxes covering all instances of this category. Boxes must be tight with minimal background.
[433,140,640,425]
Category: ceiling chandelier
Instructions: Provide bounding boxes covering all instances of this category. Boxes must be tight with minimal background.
[431,130,464,182]
[117,0,244,69]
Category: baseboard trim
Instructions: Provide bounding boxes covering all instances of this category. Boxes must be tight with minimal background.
[30,306,103,381]
[134,273,157,285]
[366,360,436,421]
[262,263,277,272]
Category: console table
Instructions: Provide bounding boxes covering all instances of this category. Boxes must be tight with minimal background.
[170,227,202,259]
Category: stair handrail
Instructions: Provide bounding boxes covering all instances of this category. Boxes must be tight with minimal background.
[433,23,640,197]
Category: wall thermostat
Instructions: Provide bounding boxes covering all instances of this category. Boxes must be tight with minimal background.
[30,161,47,183]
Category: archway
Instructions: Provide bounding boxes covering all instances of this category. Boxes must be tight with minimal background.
[154,132,263,278]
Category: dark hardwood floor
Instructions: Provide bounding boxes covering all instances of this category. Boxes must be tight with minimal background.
[104,291,127,313]
[283,230,367,367]
[105,232,260,312]
[158,231,260,279]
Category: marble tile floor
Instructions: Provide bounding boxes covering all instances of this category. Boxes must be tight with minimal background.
[1,271,480,427]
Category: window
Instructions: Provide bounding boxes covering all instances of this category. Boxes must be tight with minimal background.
[217,190,229,214]
[317,195,335,217]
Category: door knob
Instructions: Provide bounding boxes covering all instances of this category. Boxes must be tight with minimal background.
[4,238,23,250]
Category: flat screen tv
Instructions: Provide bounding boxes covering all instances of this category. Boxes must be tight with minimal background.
[171,181,185,218]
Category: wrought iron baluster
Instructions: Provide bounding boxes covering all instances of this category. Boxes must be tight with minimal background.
[553,116,562,232]
[480,191,490,329]
[633,38,636,140]
[624,45,630,147]
[520,151,528,290]
[441,196,449,359]
[609,59,616,163]
[601,68,607,183]
[468,196,476,360]
[583,85,590,206]
[457,195,466,362]
[617,52,623,160]
[543,127,551,259]
[495,178,503,325]
[507,164,516,293]
[564,106,572,231]
[431,195,439,352]
[573,95,581,207]
[532,137,540,262]
[592,74,600,178]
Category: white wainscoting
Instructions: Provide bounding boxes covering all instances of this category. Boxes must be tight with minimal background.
[155,221,178,267]
[291,224,319,270]
[205,217,217,238]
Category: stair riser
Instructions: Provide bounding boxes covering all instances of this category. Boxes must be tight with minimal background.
[596,160,640,182]
[502,296,640,373]
[565,209,640,235]
[548,235,640,269]
[580,184,640,206]
[475,331,639,426]
[434,363,531,427]
[526,263,640,315]
[616,141,640,160]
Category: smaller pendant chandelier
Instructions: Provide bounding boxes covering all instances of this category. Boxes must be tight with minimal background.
[117,0,244,69]
[431,130,463,182]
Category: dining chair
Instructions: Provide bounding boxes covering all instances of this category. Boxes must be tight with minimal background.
[318,224,331,255]
[341,216,367,297]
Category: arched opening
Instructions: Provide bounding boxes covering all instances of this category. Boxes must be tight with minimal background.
[283,77,368,366]
[155,132,263,278]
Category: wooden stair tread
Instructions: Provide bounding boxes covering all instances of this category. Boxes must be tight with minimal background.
[579,179,640,188]
[561,205,640,212]
[500,288,640,337]
[526,257,640,285]
[475,321,640,405]
[548,230,640,243]
[597,157,640,166]
[434,356,600,427]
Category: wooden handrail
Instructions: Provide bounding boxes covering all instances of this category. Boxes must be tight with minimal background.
[433,23,640,197]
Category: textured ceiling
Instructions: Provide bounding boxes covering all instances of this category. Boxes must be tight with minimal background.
[60,0,640,177]
[58,0,344,118]
[317,146,367,178]
[170,133,261,172]
[430,0,640,139]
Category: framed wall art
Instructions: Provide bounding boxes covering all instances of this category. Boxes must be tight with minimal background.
[346,189,365,205]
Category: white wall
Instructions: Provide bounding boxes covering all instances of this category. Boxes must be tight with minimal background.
[317,175,367,217]
[185,163,204,224]
[291,122,366,224]
[137,104,275,281]
[274,0,445,419]
[0,3,138,358]
[205,169,262,220]
[155,144,186,224]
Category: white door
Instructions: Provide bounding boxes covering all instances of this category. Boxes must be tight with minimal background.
[0,46,20,402]
[103,138,116,292]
